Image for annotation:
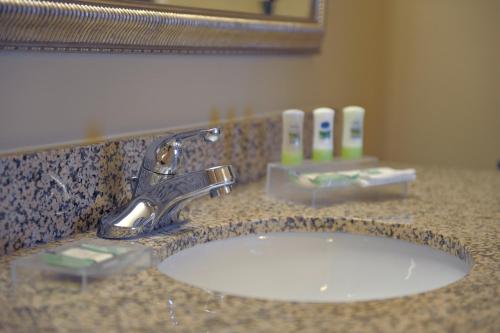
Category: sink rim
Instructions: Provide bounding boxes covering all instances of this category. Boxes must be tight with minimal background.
[155,221,474,303]
[156,217,474,268]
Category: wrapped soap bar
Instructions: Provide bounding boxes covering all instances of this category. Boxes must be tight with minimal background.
[296,167,416,189]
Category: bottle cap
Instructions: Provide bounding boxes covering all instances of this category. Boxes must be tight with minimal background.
[313,107,335,115]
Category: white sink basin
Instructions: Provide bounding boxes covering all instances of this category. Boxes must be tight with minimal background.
[157,232,470,302]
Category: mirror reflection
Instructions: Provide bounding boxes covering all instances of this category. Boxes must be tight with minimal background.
[107,0,314,19]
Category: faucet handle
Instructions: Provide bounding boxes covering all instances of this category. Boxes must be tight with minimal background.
[142,127,222,175]
[171,127,221,143]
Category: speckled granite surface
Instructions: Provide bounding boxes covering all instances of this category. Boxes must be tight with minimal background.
[0,166,499,332]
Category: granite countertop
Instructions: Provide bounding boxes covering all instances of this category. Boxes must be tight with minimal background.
[0,165,499,332]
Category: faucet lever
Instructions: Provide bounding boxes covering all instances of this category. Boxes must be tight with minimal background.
[171,127,221,143]
[142,127,221,176]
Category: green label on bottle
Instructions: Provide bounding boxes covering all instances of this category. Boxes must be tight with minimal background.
[341,147,362,159]
[313,149,333,162]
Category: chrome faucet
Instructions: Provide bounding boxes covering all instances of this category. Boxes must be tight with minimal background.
[97,127,236,239]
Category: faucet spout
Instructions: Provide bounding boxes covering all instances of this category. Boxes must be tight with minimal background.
[97,165,235,239]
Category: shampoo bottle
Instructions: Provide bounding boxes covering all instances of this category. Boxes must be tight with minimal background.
[312,107,335,162]
[281,109,304,165]
[341,106,365,158]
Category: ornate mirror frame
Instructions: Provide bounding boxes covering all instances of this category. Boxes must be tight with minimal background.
[0,0,325,54]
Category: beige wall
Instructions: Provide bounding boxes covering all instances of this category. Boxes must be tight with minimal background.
[1,0,498,169]
[382,0,500,170]
[0,0,385,156]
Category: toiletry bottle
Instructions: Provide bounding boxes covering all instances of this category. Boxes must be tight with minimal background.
[341,106,365,159]
[312,107,335,162]
[281,109,304,165]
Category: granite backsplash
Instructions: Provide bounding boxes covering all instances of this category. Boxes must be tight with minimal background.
[0,112,320,255]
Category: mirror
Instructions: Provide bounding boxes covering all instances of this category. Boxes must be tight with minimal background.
[118,0,313,19]
[0,0,325,54]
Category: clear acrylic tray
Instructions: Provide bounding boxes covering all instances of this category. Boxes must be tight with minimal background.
[266,157,414,207]
[11,239,153,292]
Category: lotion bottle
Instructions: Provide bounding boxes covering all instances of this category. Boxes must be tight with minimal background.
[281,109,304,165]
[312,107,335,162]
[341,106,365,158]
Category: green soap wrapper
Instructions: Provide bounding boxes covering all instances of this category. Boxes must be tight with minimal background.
[40,244,128,269]
[41,253,96,269]
[310,173,359,187]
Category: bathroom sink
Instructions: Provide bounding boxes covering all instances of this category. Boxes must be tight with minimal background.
[157,232,470,303]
